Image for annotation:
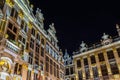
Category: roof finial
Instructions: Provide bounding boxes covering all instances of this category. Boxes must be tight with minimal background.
[116,24,120,36]
[116,24,119,29]
[65,49,67,53]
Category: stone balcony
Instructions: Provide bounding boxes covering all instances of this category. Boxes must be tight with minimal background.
[0,38,21,58]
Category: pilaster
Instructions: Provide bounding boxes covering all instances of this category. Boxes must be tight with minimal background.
[87,56,93,79]
[103,50,113,79]
[95,53,102,79]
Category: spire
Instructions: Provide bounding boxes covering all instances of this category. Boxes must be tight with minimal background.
[116,24,120,36]
[64,49,69,59]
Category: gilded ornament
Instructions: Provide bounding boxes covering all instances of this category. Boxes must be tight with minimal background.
[6,0,14,7]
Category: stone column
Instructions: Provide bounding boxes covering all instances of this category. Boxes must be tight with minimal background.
[95,53,102,80]
[113,48,120,79]
[81,58,85,80]
[87,56,93,80]
[103,50,113,79]
[74,58,78,80]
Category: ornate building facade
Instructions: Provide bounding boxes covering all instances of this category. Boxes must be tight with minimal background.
[64,50,76,80]
[73,25,120,80]
[0,0,64,80]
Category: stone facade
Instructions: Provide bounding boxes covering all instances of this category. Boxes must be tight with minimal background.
[73,26,120,80]
[64,50,76,80]
[0,0,64,80]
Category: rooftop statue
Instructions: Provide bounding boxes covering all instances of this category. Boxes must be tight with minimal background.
[102,33,109,40]
[80,41,88,52]
[49,23,56,35]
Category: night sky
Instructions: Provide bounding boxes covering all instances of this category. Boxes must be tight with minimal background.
[30,0,120,55]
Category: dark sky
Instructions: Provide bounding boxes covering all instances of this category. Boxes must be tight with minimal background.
[30,0,120,55]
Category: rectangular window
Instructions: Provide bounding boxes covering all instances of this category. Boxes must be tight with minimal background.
[78,71,83,80]
[107,50,115,60]
[85,68,90,79]
[70,67,73,74]
[90,55,96,64]
[36,33,40,41]
[35,43,40,53]
[30,38,34,49]
[117,48,120,57]
[7,22,17,41]
[77,59,81,68]
[10,8,14,17]
[92,67,98,78]
[57,65,59,78]
[21,20,28,33]
[19,35,26,44]
[28,52,33,64]
[84,58,88,66]
[98,53,105,62]
[41,47,44,57]
[50,59,53,74]
[45,56,49,72]
[65,68,69,75]
[110,63,119,75]
[100,64,108,76]
[41,38,44,45]
[10,8,18,19]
